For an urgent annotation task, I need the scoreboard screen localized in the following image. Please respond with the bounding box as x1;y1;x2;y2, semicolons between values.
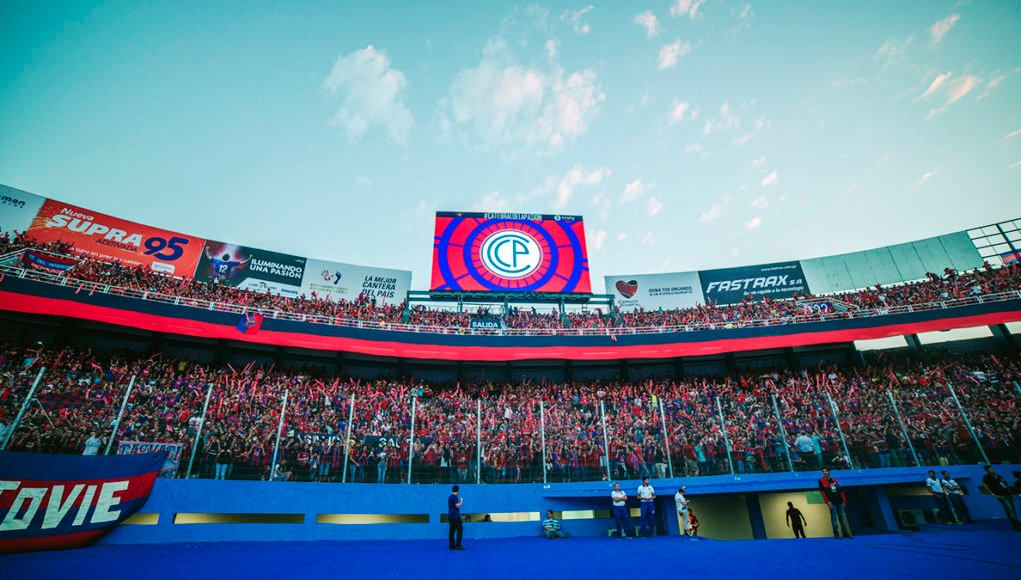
430;212;592;293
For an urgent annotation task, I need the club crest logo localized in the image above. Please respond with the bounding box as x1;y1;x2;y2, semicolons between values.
479;230;543;279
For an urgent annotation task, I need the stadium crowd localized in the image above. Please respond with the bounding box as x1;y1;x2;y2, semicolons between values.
1;343;1018;484
2;233;1020;333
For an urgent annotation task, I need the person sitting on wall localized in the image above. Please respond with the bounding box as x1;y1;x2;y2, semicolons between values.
542;510;570;539
272;460;292;482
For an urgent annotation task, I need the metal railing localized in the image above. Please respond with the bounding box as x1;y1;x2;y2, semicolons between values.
2;253;1019;338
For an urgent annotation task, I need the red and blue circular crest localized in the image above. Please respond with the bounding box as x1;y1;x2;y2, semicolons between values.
431;214;591;293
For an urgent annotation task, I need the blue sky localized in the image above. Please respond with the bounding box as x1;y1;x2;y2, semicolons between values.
1;1;1019;292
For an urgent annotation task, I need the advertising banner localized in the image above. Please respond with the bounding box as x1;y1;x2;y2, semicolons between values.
300;258;411;304
698;261;811;305
430;211;592;293
0;450;164;553
194;241;306;298
604;272;705;312
116;441;184;477
26;199;205;276
0;185;45;238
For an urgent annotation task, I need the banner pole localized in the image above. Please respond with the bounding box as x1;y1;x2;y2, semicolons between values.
1;367;46;450
716;396;735;475
407;395;417;484
771;394;794;472
185;382;214;478
269;389;289;481
826;392;855;470
599;400;611;481
33;399;56;427
887;389;919;467
946;381;990;465
540;400;548;484
658;398;674;479
342;394;355;483
476;399;482;484
105;375;136;455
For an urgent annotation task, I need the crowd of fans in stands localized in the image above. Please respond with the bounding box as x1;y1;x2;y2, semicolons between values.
1;343;1018;484
2;232;1019;333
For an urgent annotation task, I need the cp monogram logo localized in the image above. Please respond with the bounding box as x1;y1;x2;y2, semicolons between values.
479;230;542;279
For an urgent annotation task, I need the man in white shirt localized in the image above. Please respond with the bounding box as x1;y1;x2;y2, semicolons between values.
82;431;103;456
637;477;656;537
795;432;817;470
611;482;630;538
674;485;692;536
940;470;973;523
925;469;955;523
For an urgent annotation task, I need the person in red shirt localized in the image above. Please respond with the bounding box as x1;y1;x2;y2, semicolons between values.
818;468;853;538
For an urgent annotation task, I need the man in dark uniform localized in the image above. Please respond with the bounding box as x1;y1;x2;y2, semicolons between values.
785;501;808;538
448;484;465;549
983;465;1020;531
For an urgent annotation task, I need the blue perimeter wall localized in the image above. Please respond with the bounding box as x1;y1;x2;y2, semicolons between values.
102;464;1020;544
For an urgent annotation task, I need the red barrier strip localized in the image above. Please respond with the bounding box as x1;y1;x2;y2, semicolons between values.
1;290;1019;361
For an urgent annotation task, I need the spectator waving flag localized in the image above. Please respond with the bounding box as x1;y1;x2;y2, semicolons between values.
36;392;89;411
237;312;264;334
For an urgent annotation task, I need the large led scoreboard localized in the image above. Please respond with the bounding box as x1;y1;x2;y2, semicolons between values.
430;212;592;293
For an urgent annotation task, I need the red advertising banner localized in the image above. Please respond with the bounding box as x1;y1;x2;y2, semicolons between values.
27;199;205;277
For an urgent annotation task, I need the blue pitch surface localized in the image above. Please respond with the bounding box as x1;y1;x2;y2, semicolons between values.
4;530;1021;579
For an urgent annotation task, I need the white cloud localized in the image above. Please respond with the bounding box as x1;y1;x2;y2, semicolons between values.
761;171;778;187
648;196;663;215
917;169;937;186
977;68;1020;100
922;71;984;117
634;11;660;37
442;37;604;156
561;5;594;36
925;74;982;119
590;228;607;251
1005;129;1021;140
751;155;766;168
545;39;558;60
732;133;754;146
1010;160;1021;169
670;0;706;19
472;191;511;212
684;143;706;156
641;231;656;245
616;232;628;242
551;165;611;210
703;102;740;135
738;4;752;19
946;74;981;103
658;40;692;70
621;179;646;202
874;36;914;69
750;195;768;208
831;77;868;87
323;45;413;145
930;13;960;45
917;72;952;100
744;216;763;229
669;99;692;123
698;195;731;222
